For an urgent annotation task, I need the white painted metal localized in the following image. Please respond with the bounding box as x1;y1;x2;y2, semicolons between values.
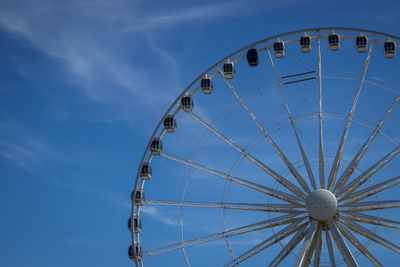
306;189;337;220
131;28;400;266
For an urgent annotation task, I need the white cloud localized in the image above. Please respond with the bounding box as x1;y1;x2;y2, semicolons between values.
0;1;246;125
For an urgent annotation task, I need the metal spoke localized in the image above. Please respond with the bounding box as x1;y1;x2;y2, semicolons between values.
341;211;400;229
334;93;400;193
328;219;359;267
267;49;317;191
143;213;305;257
339;175;400;205
313;225;322;267
337;223;383;267
340;217;400;254
268;223;309;267
144;199;305;213
317;37;325;189
295;220;319;267
325;230;336;267
341;199;400;207
337;146;400;198
188;111;307;199
218;67;311;195
327;43;374;191
225;220;307;266
340;203;400;212
160;151;305;206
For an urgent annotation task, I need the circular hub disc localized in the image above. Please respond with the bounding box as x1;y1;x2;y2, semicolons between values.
305;189;337;220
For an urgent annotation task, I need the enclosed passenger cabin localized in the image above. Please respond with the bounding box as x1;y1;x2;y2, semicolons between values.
134;189;145;206
273;40;285;58
200;76;213;94
164;115;177;133
180;94;194;112
328;32;340;51
150;137;163;155
356;34;368;53
128;243;142;260
384;40;396;58
300;34;311;53
246;48;259;67
128;216;142;233
140;163;152;180
223;61;235;79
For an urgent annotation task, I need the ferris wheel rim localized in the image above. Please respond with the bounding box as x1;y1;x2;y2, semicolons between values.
130;27;400;266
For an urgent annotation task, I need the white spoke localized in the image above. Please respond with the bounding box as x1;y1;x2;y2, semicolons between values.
339;175;400;205
325;230;336;267
341;212;400;229
295;220;319;267
143;213;305;257
144;199;305;213
267;49;317;191
225;220;307;266
340;217;400;254
268;223;309;267
334;94;400;193
337;223;383;267
313;226;322;267
218;67;311;195
341;203;400;212
327;43;374;191
160;151;305;206
337;146;400;198
341;199;400;207
328;219;359;267
317;36;325;189
188;111;307;199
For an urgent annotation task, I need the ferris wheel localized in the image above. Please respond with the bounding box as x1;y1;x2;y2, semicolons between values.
128;28;400;266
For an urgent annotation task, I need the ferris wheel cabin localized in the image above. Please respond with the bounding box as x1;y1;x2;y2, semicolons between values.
328;32;340;51
356;34;368;52
181;94;194;112
133;189;145;206
300;34;311;53
384;40;396;58
128;215;142;233
223;61;235;79
140;163;152;180
273;40;285;58
246;48;259;67
128;243;142;261
200;76;213;94
164;115;177;133
150;137;163;155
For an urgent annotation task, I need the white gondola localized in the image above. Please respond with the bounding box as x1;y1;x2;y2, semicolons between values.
140;163;152;180
246;48;259;67
128;243;142;260
384;40;396;58
273;40;285;58
300;34;311;53
328;32;340;51
164;115;177;133
222;60;235;79
134;189;145;206
200;76;213;94
180;94;194;112
128;216;142;233
356;34;368;53
150;137;163;155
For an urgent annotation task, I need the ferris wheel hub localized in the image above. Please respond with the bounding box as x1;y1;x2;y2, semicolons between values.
305;189;338;220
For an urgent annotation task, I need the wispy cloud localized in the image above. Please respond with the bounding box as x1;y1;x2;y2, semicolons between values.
141;205;177;226
0;121;55;172
0;1;246;126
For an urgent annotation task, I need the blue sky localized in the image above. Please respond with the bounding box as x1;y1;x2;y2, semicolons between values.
1;0;400;266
